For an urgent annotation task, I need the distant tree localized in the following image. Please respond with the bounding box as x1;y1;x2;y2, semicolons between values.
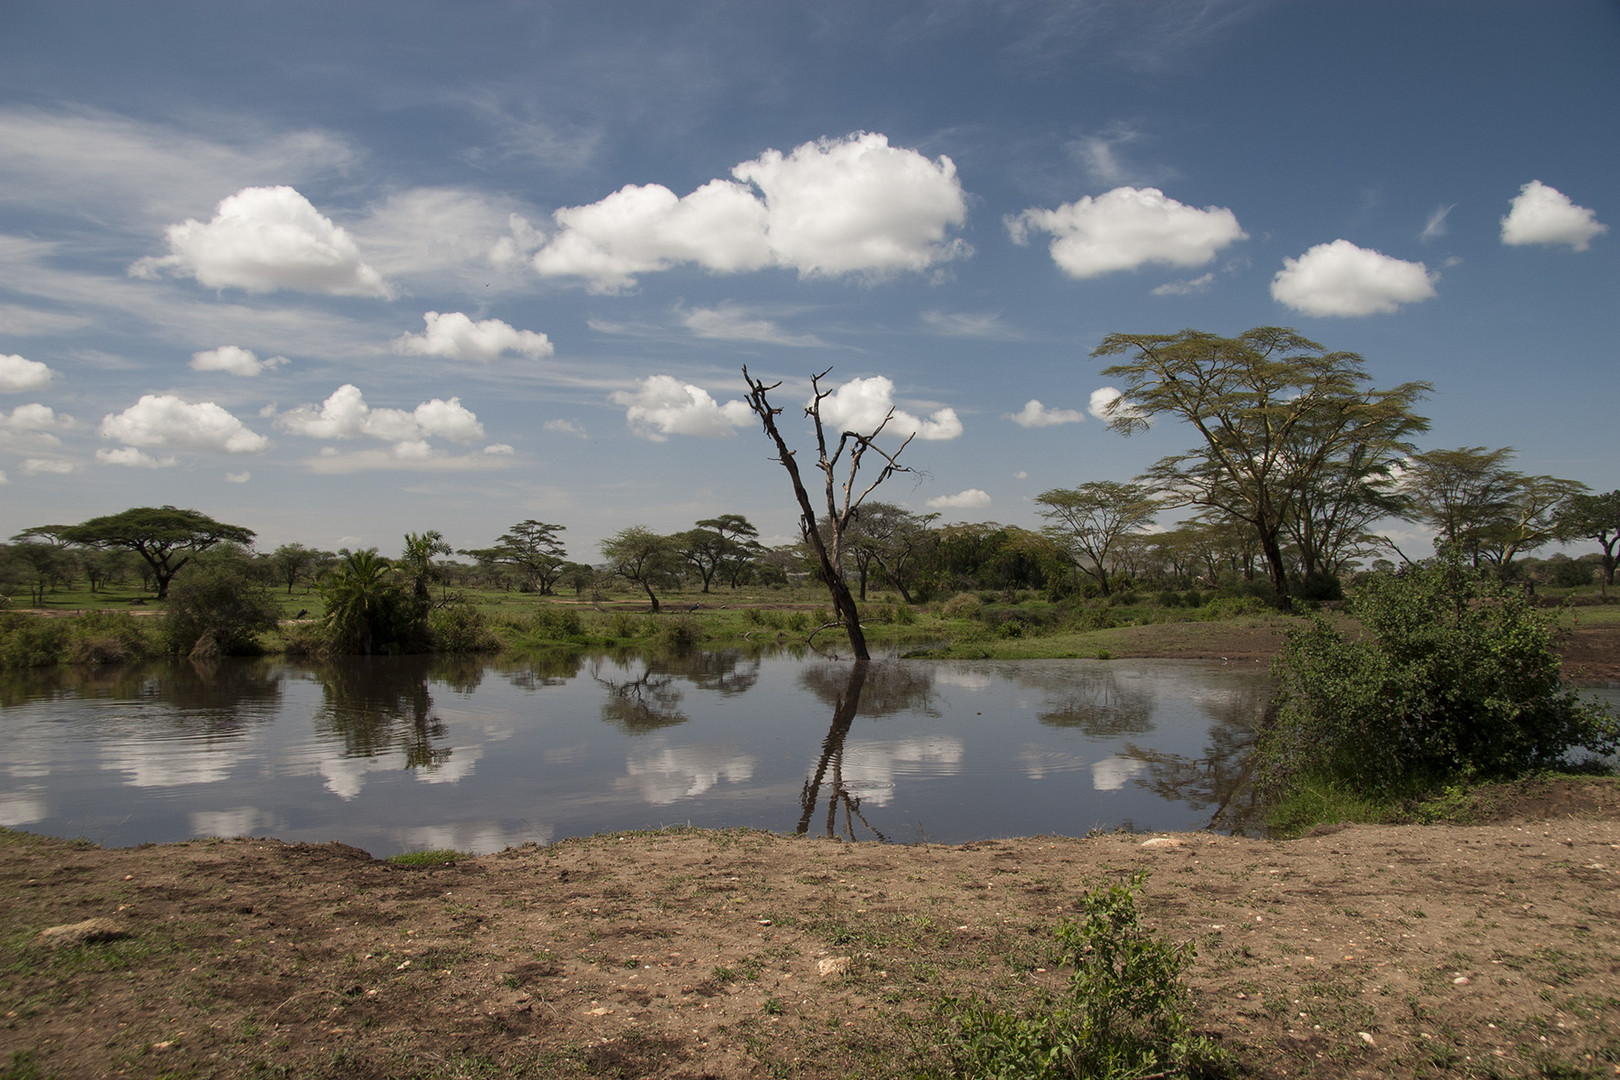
1036;482;1161;597
1402;447;1587;572
1399;446;1521;566
3;542;75;605
844;502;934;604
400;530;452;607
676;524;731;593
742;366;917;661
1478;474;1587;571
56;506;256;599
696;514;763;588
1093;327;1430;605
600;526;683;613
490;520;569;594
1558;490;1620;593
269;543;329;595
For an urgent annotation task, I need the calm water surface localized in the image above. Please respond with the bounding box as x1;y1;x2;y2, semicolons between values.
0;650;1276;855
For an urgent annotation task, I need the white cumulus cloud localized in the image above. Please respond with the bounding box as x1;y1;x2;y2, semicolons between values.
190;345;287;377
1500;180;1607;251
1007;186;1246;279
532;132;967;292
927;489;991;510
610;375;753;441
1089;386;1145;422
817;376;963;441
1007;399;1084;428
277;384;485;446
130;185;392;297
0;354;53;392
100;394;269;454
1270;239;1437;316
391;310;554;363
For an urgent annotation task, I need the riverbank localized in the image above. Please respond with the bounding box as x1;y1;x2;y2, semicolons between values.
4;776;1617;1079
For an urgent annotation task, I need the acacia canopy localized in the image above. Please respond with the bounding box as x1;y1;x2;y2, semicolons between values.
1094;326;1429;604
57;505;255;598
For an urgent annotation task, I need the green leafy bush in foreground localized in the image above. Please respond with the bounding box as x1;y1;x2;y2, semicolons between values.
939;873;1220;1080
1259;557;1618;800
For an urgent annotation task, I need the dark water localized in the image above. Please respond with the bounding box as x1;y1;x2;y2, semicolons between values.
0;650;1278;856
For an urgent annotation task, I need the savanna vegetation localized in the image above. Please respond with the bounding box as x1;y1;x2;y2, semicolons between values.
3;327;1616;826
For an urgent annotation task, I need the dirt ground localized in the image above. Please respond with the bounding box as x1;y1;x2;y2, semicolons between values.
3;775;1618;1080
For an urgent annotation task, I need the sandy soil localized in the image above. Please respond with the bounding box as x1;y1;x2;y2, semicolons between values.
3;776;1618;1080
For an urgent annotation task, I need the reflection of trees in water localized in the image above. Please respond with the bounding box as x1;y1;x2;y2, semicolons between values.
1123;680;1274;833
427;655;487;695
797;662;887;840
798;659;936;718
592;657;687;732
591;649;762;732
311;656;451;770
666;649;761;695
1;658;283;737
1035;667;1156;737
499;650;587;689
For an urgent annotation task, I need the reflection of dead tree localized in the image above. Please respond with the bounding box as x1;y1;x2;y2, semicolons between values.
743;367;915;662
796;662;886;840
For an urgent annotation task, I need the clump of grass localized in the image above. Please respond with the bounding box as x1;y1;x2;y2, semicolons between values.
385;849;468;868
936;872;1223;1080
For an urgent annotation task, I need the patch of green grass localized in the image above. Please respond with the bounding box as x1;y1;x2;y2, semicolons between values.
384;848;468;868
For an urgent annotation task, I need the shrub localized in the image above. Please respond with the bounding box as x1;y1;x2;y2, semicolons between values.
67;611;154;665
428;604;499;653
523;605;586;642
939;592;983;620
1259;558;1619;798
163;567;282;656
892;601;917;625
0;613;71;669
941;873;1219;1080
654;614;700;652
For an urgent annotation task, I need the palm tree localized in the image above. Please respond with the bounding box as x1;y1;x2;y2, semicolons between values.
323;548;403;655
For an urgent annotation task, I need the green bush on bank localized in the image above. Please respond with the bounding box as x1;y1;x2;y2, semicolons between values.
0;611;159;670
1258;557;1618;809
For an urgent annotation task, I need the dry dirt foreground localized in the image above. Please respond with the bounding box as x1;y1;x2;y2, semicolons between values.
3;780;1618;1080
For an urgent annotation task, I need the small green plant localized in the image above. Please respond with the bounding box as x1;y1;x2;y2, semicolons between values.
940;872;1221;1079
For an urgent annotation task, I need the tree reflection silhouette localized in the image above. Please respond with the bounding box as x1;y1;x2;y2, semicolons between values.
1124;679;1274;833
311;657;451;770
1035;667;1156;737
797;661;890;840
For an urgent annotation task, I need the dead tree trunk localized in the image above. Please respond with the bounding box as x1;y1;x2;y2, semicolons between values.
742;367;914;663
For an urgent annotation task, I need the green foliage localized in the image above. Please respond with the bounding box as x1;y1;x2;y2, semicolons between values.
162;565;282;656
427;603;499;653
0;613;70;669
941;873;1219;1080
1260;558;1619;799
653;614;701;652
939;592;984;620
321;549;423;655
0;611;158;669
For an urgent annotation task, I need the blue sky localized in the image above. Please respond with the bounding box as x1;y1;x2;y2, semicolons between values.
2;0;1615;562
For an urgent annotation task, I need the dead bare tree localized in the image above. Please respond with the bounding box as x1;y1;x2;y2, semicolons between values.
742;366;914;662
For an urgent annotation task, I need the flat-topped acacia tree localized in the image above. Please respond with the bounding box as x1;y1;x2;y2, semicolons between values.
742;367;915;663
57;505;255;599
